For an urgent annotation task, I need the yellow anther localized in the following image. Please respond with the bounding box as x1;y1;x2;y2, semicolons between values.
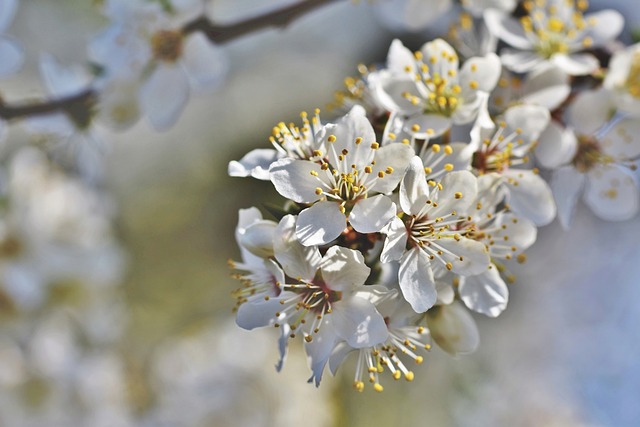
310;170;319;177
470;64;478;72
373;383;384;392
444;145;453;155
444;163;454;171
405;371;415;382
446;262;453;270
547;16;565;32
411;124;421;132
364;166;372;173
432;144;441;153
355;137;363;144
328;135;336;143
414;51;423;60
313;150;323;157
454;192;463;199
371;142;380;149
386;167;394;174
315;187;323;195
582;36;593;48
424;167;433;174
517;253;527;263
393;371;402;380
415;356;424;364
354;381;365;392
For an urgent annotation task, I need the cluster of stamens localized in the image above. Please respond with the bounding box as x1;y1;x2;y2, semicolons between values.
400;50;474;117
229;259;281;312
473;122;530;174
352;324;430;392
309;135;393;212
405;186;473;271
520;0;594;58
275;276;341;343
270;109;323;160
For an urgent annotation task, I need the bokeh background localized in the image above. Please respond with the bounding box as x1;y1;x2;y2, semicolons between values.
1;0;639;426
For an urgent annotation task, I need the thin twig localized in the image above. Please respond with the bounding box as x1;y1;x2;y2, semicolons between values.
0;0;344;121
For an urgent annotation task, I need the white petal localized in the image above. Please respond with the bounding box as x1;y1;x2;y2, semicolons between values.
460;53;502;93
320;246;370;292
228;148;282;180
550;53;599;77
584;165;640;222
332;296;388;348
503;169;556;226
400;156;429;215
349;195;396;234
236;297;285;330
431;170;478;218
600;118;640;160
435;278;455;305
0;0;18;32
567;88;615;135
499;48;542;73
386;39;416;75
269;158;326;203
535;121;577;169
426;301;479;355
140;65;190;131
305;320;338;386
0;36;22;77
551;165;585;229
405;113;452;139
296;201;346;246
584;10;624;46
490;212;537;255
321;106;377;168
370;143;414;194
504;104;550;140
420;38;459;78
458;266;508;317
521;62;570;110
483;9;533;50
380;217;409;263
239;220;276;258
375;76;424;114
40;53;92;98
182;33;228;89
398;247;437;313
274;215;322;281
328;342;354;376
433;237;490;276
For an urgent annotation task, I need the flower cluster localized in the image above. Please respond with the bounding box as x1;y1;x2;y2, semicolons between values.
231;0;640;391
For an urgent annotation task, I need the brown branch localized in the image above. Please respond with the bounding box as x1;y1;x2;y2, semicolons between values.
0;0;344;121
183;0;343;43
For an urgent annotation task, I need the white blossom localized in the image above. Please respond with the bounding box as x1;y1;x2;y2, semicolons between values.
485;0;624;75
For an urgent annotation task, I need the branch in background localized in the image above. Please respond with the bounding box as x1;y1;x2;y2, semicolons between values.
184;0;343;43
0;0;344;122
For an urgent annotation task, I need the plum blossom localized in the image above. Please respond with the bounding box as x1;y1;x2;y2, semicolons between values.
90;0;228;130
269;106;413;246
485;0;624;75
536;88;640;228
456;174;537;317
234;215;388;386
328;289;431;392
466;104;556;226
372;39;501;138
381;157;491;313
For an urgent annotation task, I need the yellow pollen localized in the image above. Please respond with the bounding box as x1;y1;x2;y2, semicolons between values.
315;187;323;195
371;142;380;149
432;144;441;153
444;163;454;171
393;371;402;380
454;192;463;199
415;356;424;364
411;124;421;132
328;135;336;143
374;383;384;392
445;262;453;270
469;80;479;90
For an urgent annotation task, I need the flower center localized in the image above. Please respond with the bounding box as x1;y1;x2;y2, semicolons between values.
151;30;183;63
572;135;609;172
520;0;592;59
